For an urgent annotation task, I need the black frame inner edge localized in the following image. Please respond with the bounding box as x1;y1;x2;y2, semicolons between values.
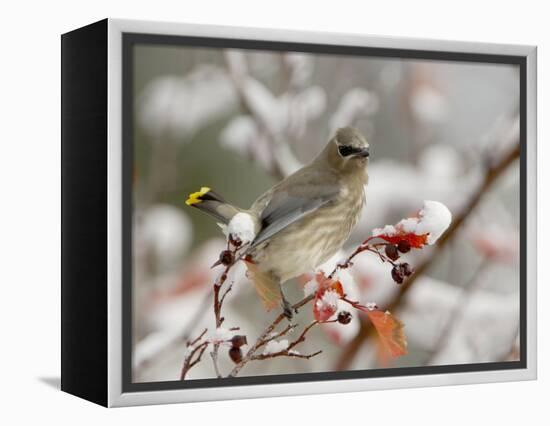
122;32;528;393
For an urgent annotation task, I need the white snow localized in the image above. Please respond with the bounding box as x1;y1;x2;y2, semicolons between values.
227;212;257;244
371;224;397;237
315;289;340;311
415;200;453;244
398;218;418;233
263;339;289;355
372;200;452;245
303;278;319;297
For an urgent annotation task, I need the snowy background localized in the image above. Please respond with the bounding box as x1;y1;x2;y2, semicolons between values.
131;44;521;383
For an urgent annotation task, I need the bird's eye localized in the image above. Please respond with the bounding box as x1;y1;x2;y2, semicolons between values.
338;145;354;157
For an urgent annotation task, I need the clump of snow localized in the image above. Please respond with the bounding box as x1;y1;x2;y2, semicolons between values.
371;224;397;237
416;201;452;244
316;289;340;311
303;278;319;296
227;212;256;244
263;339;289;355
372;200;452;245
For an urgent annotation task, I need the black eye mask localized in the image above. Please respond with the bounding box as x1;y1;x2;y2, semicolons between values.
338;145;370;158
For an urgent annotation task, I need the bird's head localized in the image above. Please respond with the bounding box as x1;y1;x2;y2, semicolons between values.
318;127;370;176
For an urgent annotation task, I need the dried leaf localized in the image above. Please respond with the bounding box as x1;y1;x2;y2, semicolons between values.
366;310;408;358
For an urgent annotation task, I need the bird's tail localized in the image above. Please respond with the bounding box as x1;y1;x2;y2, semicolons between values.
185;187;240;224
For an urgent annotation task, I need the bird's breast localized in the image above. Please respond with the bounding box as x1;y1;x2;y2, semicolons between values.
253;183;366;282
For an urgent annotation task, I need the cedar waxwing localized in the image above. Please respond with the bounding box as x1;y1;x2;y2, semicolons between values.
186;127;370;318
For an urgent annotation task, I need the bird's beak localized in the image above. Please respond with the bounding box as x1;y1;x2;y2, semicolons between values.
352;147;370;158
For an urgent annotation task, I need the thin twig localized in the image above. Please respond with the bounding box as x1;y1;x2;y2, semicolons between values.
187;328;208;348
251;350;323;361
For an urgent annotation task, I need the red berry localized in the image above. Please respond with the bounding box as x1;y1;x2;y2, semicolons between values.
397;240;411;253
385;244;399;261
228;346;243;363
337;311;352;324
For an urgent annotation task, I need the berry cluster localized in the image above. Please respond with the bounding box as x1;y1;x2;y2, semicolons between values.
383;240;414;284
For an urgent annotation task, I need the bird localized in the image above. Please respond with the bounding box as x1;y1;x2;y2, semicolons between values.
186;127;370;319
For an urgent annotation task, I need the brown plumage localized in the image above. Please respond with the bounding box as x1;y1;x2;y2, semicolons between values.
187;127;370;318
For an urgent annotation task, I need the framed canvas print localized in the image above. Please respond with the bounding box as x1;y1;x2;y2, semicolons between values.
61;18;537;407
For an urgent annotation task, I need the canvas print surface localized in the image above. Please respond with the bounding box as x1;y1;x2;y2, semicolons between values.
128;41;522;386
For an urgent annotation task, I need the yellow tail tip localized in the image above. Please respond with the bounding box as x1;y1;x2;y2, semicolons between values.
185;186;211;206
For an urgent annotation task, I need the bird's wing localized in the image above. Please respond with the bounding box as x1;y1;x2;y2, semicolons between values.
247;181;340;251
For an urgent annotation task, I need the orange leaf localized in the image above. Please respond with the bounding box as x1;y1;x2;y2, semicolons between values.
366;310;408;359
376;232;429;249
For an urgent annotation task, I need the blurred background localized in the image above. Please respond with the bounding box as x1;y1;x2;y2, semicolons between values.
131;44;521;383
